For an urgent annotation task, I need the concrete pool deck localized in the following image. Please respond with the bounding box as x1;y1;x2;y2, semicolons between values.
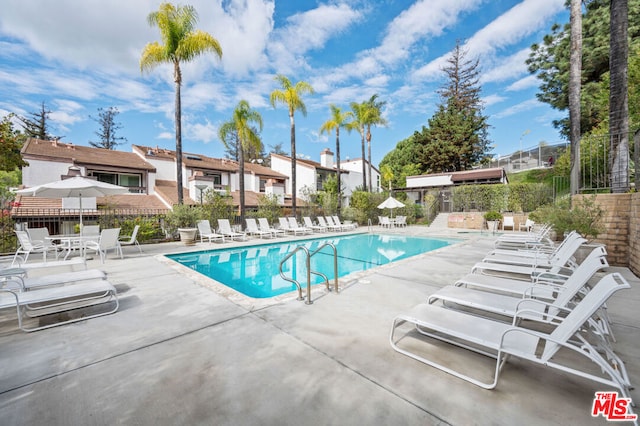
0;226;638;425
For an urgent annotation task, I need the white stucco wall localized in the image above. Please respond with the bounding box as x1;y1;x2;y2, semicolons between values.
406;175;452;188
22;159;72;187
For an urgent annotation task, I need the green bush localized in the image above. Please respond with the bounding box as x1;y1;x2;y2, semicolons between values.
529;195;604;240
202;191;234;225
251;194;282;226
164;204;205;234
483;210;503;221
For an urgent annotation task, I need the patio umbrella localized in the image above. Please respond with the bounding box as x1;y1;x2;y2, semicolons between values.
16;176;128;234
377;196;405;218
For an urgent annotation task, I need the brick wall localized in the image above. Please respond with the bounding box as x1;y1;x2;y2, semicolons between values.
576;193;632;268
629;192;640;276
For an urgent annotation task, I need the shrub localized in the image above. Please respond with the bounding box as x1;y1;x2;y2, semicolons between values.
483;210;503;221
529;195;604;240
164;204;205;235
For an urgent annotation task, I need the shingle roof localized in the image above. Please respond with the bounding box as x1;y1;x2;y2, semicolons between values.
22;138;156;171
133;145;237;172
450;167;506;182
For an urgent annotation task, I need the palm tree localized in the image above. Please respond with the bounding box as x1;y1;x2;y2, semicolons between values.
270;74;314;216
363;94;387;192
219;100;263;223
609;0;629;193
319;105;353;212
140;2;222;204
569;0;582;196
348;101;367;190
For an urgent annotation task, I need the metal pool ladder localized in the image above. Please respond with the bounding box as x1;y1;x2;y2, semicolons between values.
278;242;338;305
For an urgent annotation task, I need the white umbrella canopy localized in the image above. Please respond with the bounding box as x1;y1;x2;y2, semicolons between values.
377;196;405;209
16;176;128;232
377;196;405;219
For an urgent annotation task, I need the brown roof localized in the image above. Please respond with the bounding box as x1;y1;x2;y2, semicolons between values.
243;162;287;179
22;139;156;171
450;167;506;182
154;180;196;206
133;145;238;172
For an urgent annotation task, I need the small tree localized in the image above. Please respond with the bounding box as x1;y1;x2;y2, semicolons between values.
0;114;28;171
89;107;127;149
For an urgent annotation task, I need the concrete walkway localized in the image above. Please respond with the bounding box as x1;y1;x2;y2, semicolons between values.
0;226;638;425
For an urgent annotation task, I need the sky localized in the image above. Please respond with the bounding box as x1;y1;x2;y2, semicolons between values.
0;0;569;167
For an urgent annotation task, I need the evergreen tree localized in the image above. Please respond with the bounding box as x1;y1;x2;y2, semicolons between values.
17;101;57;140
416;41;491;172
89;107;127;149
221;125;264;162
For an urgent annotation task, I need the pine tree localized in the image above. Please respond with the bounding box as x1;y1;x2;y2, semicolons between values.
417;41;491;172
18;101;56;140
89;107;127;149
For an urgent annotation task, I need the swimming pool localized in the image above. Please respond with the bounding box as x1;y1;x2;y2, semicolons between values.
166;234;453;299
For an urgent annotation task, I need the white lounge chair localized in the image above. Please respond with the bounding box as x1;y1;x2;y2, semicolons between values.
486;230;581;260
429;246;610;322
119;224;142;253
456;246;608;297
84;228;123;263
390;273;632;399
245;218;272;239
378;216;392;229
325;216;349;231
317;216;339;231
303;217;326;232
278;217;305;235
471;235;587;278
287;217;312;235
218;219;246;241
480;232;586;268
332;216;356;230
258;218;285;237
197;220;225;243
1;268;107;291
0;279;118;332
12;230;59;265
493;224;552;249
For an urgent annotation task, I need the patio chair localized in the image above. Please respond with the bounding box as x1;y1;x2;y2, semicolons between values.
197;220;225;243
394;216;407;228
1;267;107;291
119;225;142;253
218;219;246;241
519;218;535;232
429;246;610;323
493;224;552;249
325;216;348;231
245;218;272;239
480;231;586;268
81;224;100;236
390;273;632;398
0;279;119;332
84;228;123;264
333;216;356;230
27;227;63;256
303;216;326;232
456;245;608;297
470;236;587;278
317;216;339;231
287;217;312;234
258;218;285;237
12;230;59;265
501;216;515;231
379;216;392;229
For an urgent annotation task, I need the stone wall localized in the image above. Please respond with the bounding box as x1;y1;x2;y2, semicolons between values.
629;192;640;276
580;194;631;267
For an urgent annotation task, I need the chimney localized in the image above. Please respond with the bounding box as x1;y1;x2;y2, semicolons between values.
320;148;334;168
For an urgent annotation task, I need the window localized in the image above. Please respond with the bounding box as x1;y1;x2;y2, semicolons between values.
88;171;143;193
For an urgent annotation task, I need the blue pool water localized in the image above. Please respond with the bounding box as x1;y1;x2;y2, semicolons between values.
166;234;453;298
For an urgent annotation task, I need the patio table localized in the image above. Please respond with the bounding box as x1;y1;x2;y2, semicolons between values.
47;235;99;260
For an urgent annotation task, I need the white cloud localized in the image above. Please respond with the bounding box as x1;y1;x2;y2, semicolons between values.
507;75;540;91
480;49;531;84
187;118;218;144
494;98;542;119
482;94;507;107
413;0;565;81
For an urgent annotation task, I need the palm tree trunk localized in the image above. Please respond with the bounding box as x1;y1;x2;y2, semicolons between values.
290;113;297;216
360;130;367;191
609;0;629;193
569;0;582;196
366;125;372;192
239;141;246;224
174;65;184;205
336;128;341;212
